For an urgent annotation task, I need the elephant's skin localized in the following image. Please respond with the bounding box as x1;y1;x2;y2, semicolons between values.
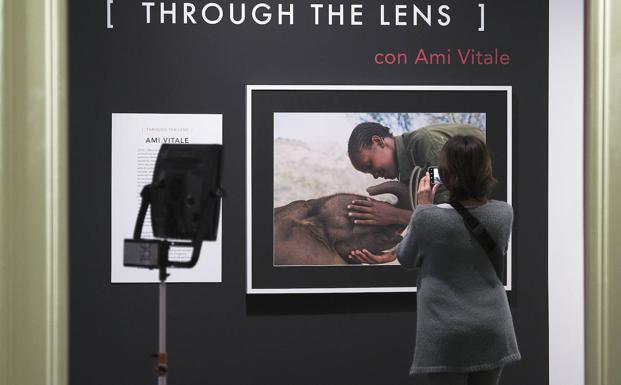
273;182;411;265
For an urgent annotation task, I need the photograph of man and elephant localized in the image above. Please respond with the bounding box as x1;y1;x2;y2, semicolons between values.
273;112;486;266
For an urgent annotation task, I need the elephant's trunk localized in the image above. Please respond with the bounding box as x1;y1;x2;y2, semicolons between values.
366;181;411;210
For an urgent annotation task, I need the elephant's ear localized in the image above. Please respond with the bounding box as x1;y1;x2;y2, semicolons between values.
278;216;331;250
274;200;313;221
293;217;330;248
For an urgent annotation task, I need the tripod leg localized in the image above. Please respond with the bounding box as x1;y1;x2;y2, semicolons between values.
157;282;167;385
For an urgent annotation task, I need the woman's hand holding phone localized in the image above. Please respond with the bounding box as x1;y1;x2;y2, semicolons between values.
417;172;439;205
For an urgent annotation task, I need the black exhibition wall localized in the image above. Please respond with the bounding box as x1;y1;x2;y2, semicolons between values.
70;1;548;384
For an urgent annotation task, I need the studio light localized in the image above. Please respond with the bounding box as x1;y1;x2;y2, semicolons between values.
122;143;223;385
124;144;223;273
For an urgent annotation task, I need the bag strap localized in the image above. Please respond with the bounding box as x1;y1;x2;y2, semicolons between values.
450;200;505;282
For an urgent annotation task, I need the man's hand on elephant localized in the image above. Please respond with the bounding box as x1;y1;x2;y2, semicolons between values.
348;249;397;264
347;199;412;225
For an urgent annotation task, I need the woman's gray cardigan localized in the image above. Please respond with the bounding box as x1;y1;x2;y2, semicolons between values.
396;201;521;374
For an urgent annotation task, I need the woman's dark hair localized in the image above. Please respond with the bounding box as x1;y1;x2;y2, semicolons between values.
438;135;497;201
347;122;393;159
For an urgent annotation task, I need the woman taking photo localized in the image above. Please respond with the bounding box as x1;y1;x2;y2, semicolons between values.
403;135;520;384
349;135;520;384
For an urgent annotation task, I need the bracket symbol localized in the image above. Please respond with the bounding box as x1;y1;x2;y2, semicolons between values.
107;0;114;29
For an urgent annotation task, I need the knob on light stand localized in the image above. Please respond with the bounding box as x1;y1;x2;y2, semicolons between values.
123;144;223;385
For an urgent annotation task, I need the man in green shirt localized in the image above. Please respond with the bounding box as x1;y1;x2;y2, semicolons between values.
345;121;485;264
346;121;485;225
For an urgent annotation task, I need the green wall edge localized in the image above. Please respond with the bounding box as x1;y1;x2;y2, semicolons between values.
586;0;621;384
0;0;67;384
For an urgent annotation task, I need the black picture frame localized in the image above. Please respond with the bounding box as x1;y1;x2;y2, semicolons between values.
246;85;512;294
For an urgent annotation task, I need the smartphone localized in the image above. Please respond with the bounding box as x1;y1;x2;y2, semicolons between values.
428;166;442;187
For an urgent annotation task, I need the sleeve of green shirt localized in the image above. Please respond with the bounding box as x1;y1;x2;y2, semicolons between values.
418;128;446;168
408;124;485;169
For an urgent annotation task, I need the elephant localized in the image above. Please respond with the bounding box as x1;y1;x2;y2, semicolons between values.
273;181;411;265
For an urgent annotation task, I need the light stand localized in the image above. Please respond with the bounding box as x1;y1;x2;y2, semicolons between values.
123;144;223;385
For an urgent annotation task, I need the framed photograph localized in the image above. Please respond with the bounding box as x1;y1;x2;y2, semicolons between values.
246;85;512;294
